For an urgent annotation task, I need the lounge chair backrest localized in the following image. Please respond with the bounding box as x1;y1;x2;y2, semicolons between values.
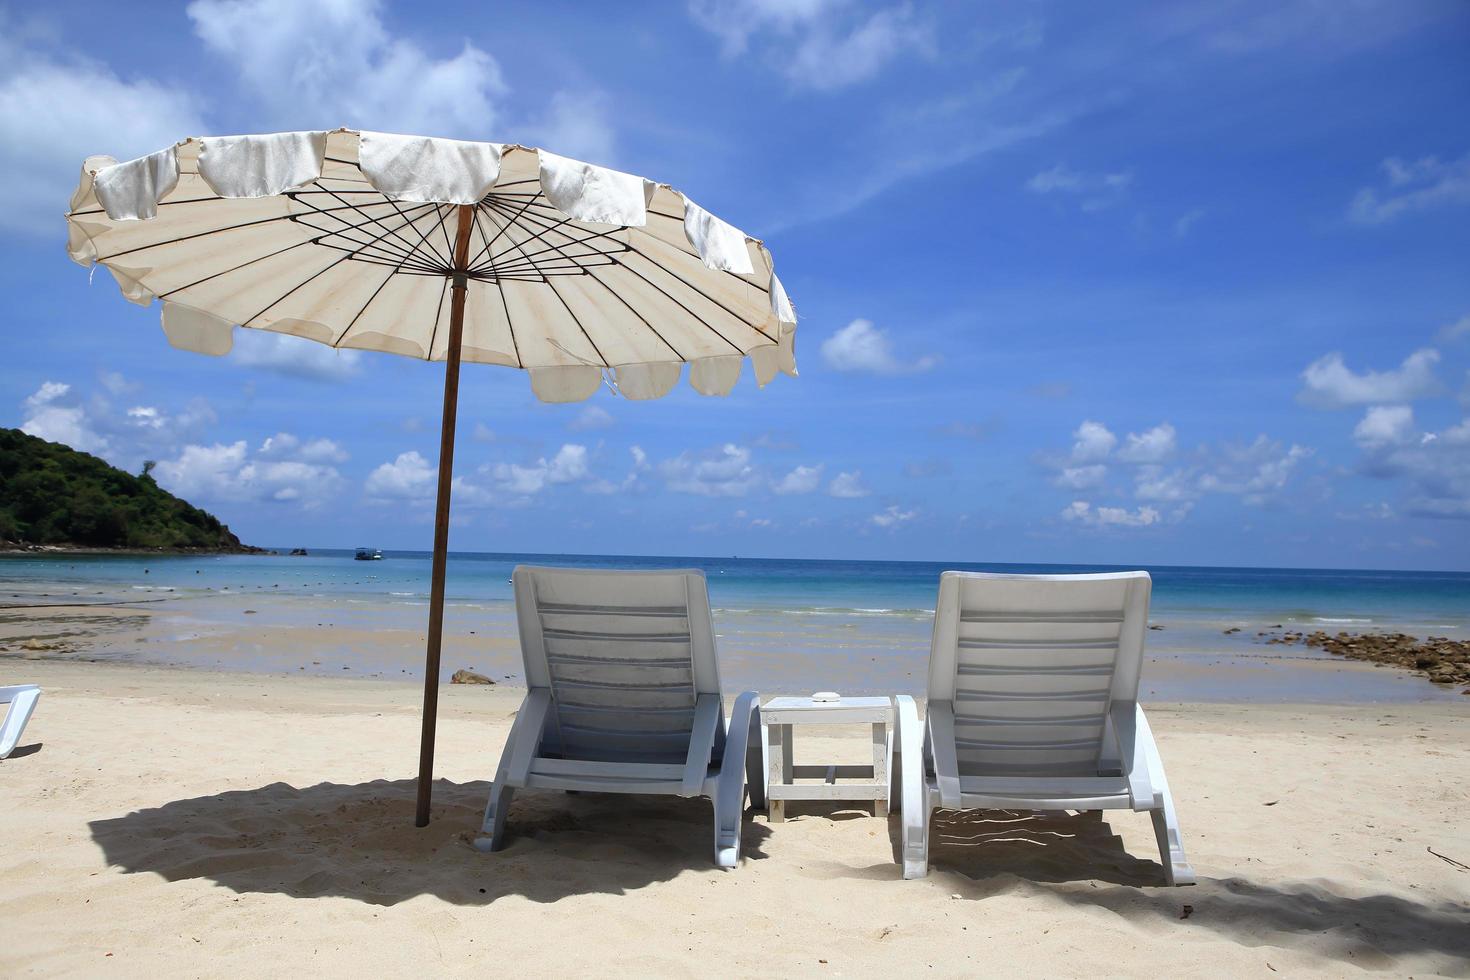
927;571;1151;777
512;565;721;764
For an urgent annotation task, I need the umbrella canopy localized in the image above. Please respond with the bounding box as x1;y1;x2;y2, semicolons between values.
64;128;798;824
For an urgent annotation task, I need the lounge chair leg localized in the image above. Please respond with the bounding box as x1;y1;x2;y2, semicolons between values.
1150;800;1195;886
713;793;741;869
473;782;514;853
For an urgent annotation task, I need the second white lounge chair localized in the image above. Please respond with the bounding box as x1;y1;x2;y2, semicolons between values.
893;571;1195;885
0;684;41;760
473;566;764;867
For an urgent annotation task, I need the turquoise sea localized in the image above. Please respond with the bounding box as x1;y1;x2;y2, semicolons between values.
2;551;1468;702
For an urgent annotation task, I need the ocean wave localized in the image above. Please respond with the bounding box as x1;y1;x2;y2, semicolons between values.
1313;617;1374;624
714;605;934;619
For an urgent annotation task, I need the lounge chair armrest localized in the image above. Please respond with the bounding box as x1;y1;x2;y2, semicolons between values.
500;688;552;788
926;700;963;809
682;694;723;797
718;691;761;810
1111;700;1159;810
893;695;926;815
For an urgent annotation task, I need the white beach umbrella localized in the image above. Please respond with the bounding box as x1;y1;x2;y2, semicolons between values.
64;128;798;825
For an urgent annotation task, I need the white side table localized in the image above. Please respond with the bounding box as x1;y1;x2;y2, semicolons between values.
761;695;894;821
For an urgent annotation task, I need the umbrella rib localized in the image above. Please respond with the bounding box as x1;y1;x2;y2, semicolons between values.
582;268;685;362
468;204;509;278
490;277;524;369
424;275;451;361
154;196;442;301
91;199;387;263
235;202;456;327
478;198;626;277
331;264;401;347
623;243;778;343
311;188;447;269
609;261;745;357
543;278;612;368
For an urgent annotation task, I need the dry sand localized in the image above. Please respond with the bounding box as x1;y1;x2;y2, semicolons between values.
1;660;1467;977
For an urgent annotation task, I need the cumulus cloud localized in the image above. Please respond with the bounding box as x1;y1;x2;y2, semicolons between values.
1055;464;1106;490
1061;501;1160;528
688;1;933;91
0;28;206;233
231;331;363;382
827;470;871;498
364;451;435;502
1070;420;1117;462
187;0;505;137
19;381;108;454
1348;152;1470;225
18;378;217;467
869;504;917;529
157;435;345;507
772;464;823;495
1116;423;1176;463
1350;408;1470;518
821;319;937;375
1438;314;1470;344
661;443;761;497
1298;348;1441;408
491;444;590;497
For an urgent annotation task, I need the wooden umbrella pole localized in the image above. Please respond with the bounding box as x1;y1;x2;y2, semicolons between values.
415;204;477;828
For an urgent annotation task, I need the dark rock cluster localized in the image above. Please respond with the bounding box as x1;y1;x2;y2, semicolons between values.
1263;629;1470;693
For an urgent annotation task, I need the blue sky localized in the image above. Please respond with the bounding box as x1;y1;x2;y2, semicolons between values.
3;1;1469;569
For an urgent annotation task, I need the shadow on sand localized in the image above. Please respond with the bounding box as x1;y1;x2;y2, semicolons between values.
89;777;770;907
891;808;1470;967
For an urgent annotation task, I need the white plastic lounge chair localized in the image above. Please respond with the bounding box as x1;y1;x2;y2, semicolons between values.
0;685;41;760
474;566;764;867
893;571;1195;885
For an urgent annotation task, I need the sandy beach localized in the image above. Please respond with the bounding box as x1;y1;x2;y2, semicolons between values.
2;658;1467;978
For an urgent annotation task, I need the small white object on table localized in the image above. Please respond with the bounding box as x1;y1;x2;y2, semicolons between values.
760;693;894;822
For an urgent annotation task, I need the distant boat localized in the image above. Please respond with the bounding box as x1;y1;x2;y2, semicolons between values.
354;547;383;561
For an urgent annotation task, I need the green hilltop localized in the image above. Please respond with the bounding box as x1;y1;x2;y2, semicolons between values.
0;427;254;552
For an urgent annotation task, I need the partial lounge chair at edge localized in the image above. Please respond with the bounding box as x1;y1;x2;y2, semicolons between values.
892;571;1195;885
474;566;764;867
0;684;41;760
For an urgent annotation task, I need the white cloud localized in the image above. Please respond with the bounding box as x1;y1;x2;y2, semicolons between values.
827;470;871;498
471;422;497;443
187;0;505;138
869;504;917;529
773;464;823;495
689;1;933;91
1349;152;1470;225
1070;420;1117;462
491;444;590;497
1438;314;1470;343
19;381;109;454
365;451;435;502
1196;438;1312;502
0;33;206;233
1026;164;1132;210
231;331;363;382
1298;348;1441;408
1350;411;1470;519
1055;464;1106;490
259;433;348;464
158;436;344;507
661;443;761;497
1352;405;1415;449
568;405;614;432
820;319;937;375
1061;500;1160;528
1116;423;1176;463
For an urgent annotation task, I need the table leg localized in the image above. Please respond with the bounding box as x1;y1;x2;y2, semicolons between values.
872;721;889;818
768;724;786;823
